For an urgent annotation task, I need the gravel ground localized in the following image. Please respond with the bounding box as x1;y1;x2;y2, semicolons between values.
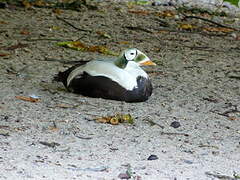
0;1;240;180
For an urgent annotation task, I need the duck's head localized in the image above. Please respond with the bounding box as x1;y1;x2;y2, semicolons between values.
115;48;156;69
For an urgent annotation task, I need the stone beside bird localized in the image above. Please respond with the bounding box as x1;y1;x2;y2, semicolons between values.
54;48;156;102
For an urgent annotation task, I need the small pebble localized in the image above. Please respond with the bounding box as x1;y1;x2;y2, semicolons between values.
183;159;193;164
147;154;158;160
170;121;181;128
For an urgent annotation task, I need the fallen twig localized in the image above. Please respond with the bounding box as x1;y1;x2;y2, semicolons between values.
202;97;219;103
205;172;236;180
154;18;170;27
75;135;92;140
67;166;108;172
160;132;189;136
217;104;239;117
24;38;72;42
199;144;219;149
155;27;229;37
172;1;239;32
39;141;60;148
124;26;153;33
56;16;92;32
42;57;89;64
169;44;240;53
5;43;28;51
145;119;164;129
15;96;40;103
171;2;239;34
183;15;239;31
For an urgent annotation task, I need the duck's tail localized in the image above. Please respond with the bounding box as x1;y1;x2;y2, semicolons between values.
53;70;70;87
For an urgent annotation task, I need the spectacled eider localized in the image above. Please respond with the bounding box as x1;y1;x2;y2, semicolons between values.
55;48;156;102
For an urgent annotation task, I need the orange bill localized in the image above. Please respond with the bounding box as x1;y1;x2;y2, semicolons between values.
140;60;156;66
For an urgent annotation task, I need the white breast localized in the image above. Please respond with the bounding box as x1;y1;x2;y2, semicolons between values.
67;59;148;91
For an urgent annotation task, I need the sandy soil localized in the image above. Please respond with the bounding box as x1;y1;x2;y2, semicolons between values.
0;2;240;180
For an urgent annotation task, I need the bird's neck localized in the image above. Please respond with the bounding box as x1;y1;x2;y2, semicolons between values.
114;56;127;69
125;61;148;79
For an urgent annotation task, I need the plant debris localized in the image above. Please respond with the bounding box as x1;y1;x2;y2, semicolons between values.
96;30;111;39
96;113;134;125
0;53;10;57
56;16;91;32
205;171;237;180
179;23;197;31
5;43;28;51
0;130;10;137
68;165;108;172
57;41;117;56
39;141;60;148
145;119;164;129
203;27;235;33
15;95;40;103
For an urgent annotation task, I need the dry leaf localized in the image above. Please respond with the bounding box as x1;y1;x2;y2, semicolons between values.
6;43;28;51
16;96;40;103
20;30;30;35
34;0;47;7
203;27;234;33
96;114;134;125
96;31;111;38
0;21;8;24
155;10;175;17
57;41;117;56
52;8;63;15
48;126;59;131
228;116;237;121
109;117;119;125
179;24;196;31
0;53;10;57
117;41;130;45
154;30;169;34
22;0;32;9
96;116;112;123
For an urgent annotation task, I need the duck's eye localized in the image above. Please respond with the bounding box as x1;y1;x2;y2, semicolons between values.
125;49;137;61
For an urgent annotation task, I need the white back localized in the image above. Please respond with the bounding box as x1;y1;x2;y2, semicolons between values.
67;59;148;91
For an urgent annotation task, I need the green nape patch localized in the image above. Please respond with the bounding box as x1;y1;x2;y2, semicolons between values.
57;41;118;56
223;0;240;7
136;54;146;63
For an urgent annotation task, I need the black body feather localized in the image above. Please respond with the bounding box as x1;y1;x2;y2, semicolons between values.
55;68;153;102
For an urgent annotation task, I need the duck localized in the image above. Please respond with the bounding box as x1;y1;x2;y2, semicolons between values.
54;48;156;102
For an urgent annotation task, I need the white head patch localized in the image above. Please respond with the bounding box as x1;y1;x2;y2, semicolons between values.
124;49;137;61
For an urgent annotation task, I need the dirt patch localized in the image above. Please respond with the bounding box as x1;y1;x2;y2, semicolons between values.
0;2;240;179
